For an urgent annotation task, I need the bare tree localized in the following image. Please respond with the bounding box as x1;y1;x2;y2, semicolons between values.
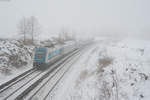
18;17;29;44
28;16;41;44
59;28;67;41
18;16;41;45
59;28;75;41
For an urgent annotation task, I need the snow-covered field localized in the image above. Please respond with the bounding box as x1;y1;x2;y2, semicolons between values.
52;38;150;100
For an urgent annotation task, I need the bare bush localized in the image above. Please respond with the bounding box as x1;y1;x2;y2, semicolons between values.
0;67;11;75
112;70;119;100
96;54;120;100
99;81;112;100
97;56;114;74
9;55;28;68
99;56;114;68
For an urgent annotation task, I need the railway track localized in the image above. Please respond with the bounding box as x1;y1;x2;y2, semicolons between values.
0;68;35;90
0;48;81;100
23;49;82;100
24;45;90;100
0;43;92;100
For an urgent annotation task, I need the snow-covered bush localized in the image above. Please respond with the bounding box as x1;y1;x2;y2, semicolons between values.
0;39;34;74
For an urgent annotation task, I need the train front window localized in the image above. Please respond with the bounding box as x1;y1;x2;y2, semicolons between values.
35;52;45;59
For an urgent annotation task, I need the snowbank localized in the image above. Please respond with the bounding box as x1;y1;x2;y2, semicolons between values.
0;39;34;84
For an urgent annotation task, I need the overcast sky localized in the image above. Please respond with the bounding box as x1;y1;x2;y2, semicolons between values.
0;0;150;38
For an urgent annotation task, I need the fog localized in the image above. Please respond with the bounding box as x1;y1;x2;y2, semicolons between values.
0;0;150;39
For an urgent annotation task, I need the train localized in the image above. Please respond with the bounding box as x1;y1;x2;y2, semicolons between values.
33;41;78;69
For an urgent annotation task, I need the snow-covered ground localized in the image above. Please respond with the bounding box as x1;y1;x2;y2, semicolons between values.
0;38;150;100
52;38;150;100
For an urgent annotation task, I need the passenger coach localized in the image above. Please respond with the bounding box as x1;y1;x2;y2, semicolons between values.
33;41;77;69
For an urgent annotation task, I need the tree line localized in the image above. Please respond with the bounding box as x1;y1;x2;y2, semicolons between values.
18;16;75;45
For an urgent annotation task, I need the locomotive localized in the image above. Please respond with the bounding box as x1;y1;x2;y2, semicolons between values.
33;41;77;69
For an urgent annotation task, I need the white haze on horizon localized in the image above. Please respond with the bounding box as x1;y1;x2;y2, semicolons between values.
0;0;150;39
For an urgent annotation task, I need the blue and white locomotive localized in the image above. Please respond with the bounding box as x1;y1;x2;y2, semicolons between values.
33;41;77;69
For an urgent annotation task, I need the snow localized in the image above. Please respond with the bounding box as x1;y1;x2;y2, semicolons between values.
0;37;150;100
0;39;34;85
51;38;150;100
51;46;100;100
